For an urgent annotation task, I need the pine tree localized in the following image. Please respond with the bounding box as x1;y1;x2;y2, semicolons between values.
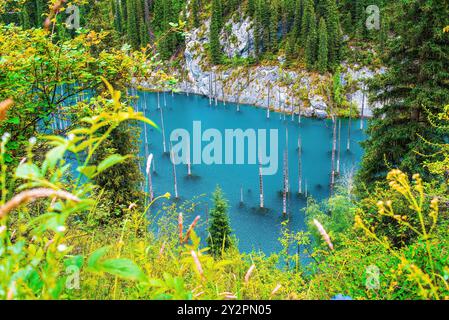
192;0;200;28
209;0;222;64
358;0;449;186
324;0;341;67
300;0;314;43
261;0;271;52
291;0;302;39
269;0;279;52
305;12;317;69
247;0;256;16
317;17;328;73
126;0;139;48
36;0;45;26
207;187;233;257
253;0;262;58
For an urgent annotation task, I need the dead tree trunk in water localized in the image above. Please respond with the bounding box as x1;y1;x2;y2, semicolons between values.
160;106;167;153
360;85;365;130
146;154;154;202
267;85;270;119
258;155;264;208
285;128;289;193
170;144;178;199
237;81;240;112
209;73;212;106
347;97;352;151
330;115;337;196
337;119;341;175
282;149;288;216
298;134;302;194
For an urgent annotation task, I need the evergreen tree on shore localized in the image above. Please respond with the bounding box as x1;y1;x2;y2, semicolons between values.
358;0;449;186
192;0;200;28
324;0;341;67
305;11;316;69
126;0;139;48
210;0;223;64
207;187;233;257
317;17;328;73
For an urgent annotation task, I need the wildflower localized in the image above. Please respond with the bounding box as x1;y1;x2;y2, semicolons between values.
270;284;282;296
184;215;200;243
29;137;37;145
2;132;10;143
313;219;334;250
163;192;171;199
190;250;204;278
0;99;13;121
0;188;80;218
56;225;66;232
128;203;137;210
244;264;256;284
178;213;183;243
6;281;16;300
158;241;166;258
57;244;68;252
0;225;6;234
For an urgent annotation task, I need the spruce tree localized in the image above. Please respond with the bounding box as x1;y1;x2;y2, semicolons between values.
247;0;256;17
291;0;302;39
207;187;233;257
192;0;200;28
209;0;222;64
269;0;279;52
126;0;139;48
305;12;317;69
317;17;328;73
324;0;341;67
253;0;262;58
300;0;315;43
358;0;449;186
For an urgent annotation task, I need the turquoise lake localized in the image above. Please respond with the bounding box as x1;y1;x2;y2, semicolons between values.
135;91;366;254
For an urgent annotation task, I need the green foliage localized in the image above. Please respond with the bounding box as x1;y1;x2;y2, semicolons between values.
317;18;328;73
206;186;233;257
358;0;449;186
304;12;317;69
209;0;223;64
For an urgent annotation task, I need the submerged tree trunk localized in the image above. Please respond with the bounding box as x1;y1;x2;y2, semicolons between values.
258;155;264;208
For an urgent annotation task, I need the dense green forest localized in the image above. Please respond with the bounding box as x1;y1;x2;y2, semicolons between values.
0;0;449;301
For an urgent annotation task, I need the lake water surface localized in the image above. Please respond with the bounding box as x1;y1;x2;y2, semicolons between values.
136;91;366;254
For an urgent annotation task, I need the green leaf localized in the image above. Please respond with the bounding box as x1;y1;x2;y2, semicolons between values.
97;154;131;174
77;165;97;178
15;163;41;179
99;258;146;282
7;117;20;125
64;255;84;269
87;247;109;271
44;145;66;170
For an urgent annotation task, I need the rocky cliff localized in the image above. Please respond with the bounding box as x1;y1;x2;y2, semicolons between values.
140;7;381;119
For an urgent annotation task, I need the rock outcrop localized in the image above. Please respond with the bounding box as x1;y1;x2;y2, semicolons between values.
141;9;381;119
